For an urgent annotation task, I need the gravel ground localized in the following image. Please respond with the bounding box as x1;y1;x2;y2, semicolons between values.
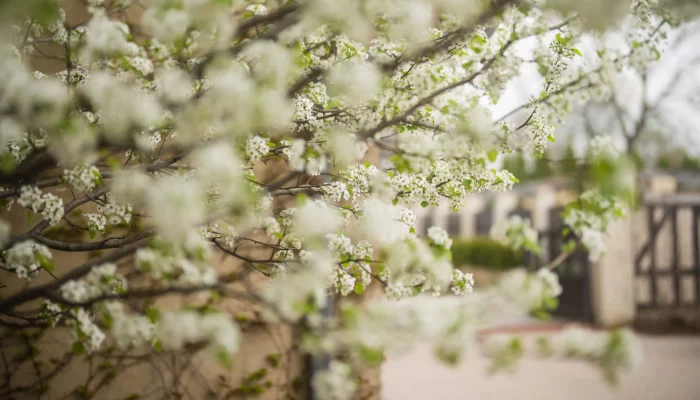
382;331;700;400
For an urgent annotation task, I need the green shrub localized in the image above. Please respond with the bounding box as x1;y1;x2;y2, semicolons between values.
451;236;524;270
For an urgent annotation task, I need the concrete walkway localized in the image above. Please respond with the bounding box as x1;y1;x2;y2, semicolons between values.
382;331;700;400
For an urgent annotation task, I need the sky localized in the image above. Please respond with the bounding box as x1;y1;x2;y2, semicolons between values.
492;16;700;158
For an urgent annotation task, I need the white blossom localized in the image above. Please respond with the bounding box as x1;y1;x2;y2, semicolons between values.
292;201;341;239
157;311;240;355
313;361;357;400
451;269;475;296
245;135;270;161
490;215;540;254
427;226;452;249
18;186;64;225
63;164;101;193
326;60;380;105
6;240;52;281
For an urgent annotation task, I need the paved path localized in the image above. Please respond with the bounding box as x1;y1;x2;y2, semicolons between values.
382;331;700;400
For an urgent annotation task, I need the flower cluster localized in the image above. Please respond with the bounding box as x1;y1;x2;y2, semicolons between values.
156;311;240;356
485;327;642;384
312;361;358;400
59;263;127;303
497;268;562;314
490;215;541;254
84;193;133;233
63;164;101;193
563;190;626;262
17;186;64;225
427;226;452;249
451;269;475;296
5;240;52;280
135;234;217;286
245;135;271;162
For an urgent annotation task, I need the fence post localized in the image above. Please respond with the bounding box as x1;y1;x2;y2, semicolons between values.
590;216;637;327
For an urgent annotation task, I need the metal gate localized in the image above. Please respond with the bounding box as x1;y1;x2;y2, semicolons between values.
634;200;700;310
475;207;492;235
542;207;593;322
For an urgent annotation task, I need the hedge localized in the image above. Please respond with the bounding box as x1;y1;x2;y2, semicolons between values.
451;236;524;270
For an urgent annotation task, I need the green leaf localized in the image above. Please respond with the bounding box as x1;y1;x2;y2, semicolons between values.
106;156;121;170
88;230;96;239
217;350;233;369
36;252;54;272
555;33;570;45
359;346;384;366
354;282;365;295
420;201;429;208
547;134;556;143
1;153;15;173
487;150;499;162
103;312;113;329
265;353;281;368
145;308;160;323
561;239;576;253
72;342;86;356
469;35;486;53
531;309;551;321
572;48;582;57
462;60;475;70
544;297;559;310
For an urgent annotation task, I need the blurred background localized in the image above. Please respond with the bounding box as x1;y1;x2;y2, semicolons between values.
382;17;700;400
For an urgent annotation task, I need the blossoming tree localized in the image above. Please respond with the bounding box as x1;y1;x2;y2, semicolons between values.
0;0;689;398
